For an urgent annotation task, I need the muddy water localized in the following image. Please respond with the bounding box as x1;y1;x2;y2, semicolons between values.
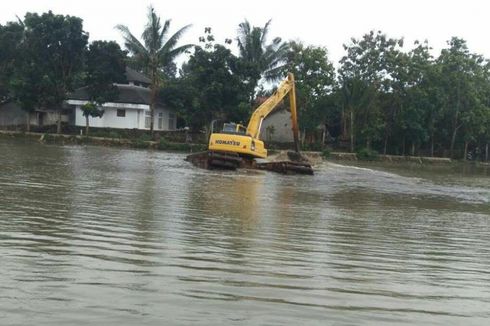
1;138;489;325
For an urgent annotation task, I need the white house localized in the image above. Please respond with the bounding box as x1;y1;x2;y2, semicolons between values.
1;67;176;131
66;68;177;131
67;84;176;131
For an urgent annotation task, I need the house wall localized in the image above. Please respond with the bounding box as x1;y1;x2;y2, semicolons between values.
152;108;177;131
259;109;294;143
41;111;69;125
76;106;140;129
74;105;177;131
0;102;68;127
0;102;26;126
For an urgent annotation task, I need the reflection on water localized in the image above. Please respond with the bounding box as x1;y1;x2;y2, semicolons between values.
1;138;489;325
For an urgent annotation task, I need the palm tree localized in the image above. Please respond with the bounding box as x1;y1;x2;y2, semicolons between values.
236;19;288;100
116;6;192;134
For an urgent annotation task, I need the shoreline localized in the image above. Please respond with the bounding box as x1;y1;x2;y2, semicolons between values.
0;129;207;153
1;130;488;166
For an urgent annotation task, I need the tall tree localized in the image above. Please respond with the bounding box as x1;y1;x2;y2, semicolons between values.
116;5;192;135
174;28;248;130
236;19;288;101
437;37;488;158
282;41;336;142
10;11;88;133
392;41;433;156
339;31;402;151
0;21;24;103
82;40;127;135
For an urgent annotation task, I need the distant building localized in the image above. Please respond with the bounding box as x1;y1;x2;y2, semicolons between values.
66;67;176;131
0;101;69;129
259;109;294;143
0;67;177;131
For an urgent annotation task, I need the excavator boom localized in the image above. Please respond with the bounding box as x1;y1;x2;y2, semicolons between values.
247;73;295;139
246;73;300;153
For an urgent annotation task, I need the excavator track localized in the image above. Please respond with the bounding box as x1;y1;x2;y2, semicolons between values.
185;151;313;175
185;151;242;170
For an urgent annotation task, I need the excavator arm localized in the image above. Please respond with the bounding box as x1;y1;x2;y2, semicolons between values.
246;73;300;152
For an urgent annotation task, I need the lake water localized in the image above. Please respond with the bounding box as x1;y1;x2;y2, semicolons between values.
1;138;489;325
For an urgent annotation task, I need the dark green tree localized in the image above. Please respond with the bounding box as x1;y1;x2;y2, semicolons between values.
80;102;104;135
82;40;127;135
437;37;488;158
281;41;336;142
176;29;248;131
10;11;88;133
0;20;24;103
339;31;403;151
391;41;433;156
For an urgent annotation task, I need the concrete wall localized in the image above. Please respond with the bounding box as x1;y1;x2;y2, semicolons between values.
0;102;68;127
74;105;176;131
41;111;69;125
0;102;26;126
259;109;294;142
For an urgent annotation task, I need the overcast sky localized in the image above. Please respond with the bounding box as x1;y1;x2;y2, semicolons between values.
1;0;489;66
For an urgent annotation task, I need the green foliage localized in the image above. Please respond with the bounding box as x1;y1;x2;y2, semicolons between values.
81;102;104;118
322;149;331;159
282;41;336;133
137;133;153;142
0;21;24;102
339;31;403;150
356;148;379;161
133;134;152;148
16;11;88;109
85;40;127;105
236;19;288;100
169;28;250;130
116;5;192;133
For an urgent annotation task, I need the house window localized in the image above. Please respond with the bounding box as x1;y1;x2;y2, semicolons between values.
158;112;164;130
117;109;126;117
168;112;176;130
145;111;151;128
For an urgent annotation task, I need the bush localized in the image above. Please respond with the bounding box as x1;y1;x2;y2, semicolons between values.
356;148;379;161
136;133;152;142
322;149;331;159
108;131;122;139
131;134;153;149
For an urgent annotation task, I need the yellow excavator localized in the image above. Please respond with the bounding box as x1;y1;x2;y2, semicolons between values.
186;73;313;175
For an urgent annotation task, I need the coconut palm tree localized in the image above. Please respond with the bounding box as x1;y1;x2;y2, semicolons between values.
236;19;288;100
116;6;192;134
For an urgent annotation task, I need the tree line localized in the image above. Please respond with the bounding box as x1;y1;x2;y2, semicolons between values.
1;6;489;160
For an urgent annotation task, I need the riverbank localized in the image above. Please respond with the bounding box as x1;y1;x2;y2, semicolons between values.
2;130;488;166
0;129;207;152
328;151;454;164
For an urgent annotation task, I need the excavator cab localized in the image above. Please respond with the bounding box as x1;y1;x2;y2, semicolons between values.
221;123;247;135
